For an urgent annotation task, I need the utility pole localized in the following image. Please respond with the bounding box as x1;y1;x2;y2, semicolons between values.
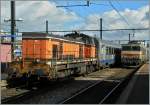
99;18;103;68
46;20;48;34
118;40;120;44
4;1;23;60
129;33;131;42
100;18;102;40
11;0;16;60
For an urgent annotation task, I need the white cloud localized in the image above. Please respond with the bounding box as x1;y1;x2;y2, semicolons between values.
1;1;149;41
1;1;79;32
78;5;149;40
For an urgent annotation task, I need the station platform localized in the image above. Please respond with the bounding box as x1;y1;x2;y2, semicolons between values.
116;63;149;104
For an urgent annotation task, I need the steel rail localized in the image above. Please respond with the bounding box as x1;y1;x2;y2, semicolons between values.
1;90;32;104
99;64;143;104
60;65;142;104
99;81;121;104
59;80;104;104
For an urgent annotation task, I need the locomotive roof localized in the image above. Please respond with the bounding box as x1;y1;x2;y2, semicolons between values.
98;39;121;48
121;43;147;49
64;32;96;45
122;41;146;46
22;32;84;44
122;43;145;46
22;32;96;45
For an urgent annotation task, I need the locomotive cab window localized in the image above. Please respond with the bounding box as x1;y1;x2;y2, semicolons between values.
106;47;109;55
112;48;114;54
109;47;111;54
122;45;141;51
132;46;140;51
122;46;131;51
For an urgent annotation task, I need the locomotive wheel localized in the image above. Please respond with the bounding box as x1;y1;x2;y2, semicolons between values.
86;65;92;74
7;78;19;88
27;75;38;88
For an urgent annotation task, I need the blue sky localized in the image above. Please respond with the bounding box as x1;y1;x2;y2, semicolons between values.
52;0;149;32
53;0;149;18
1;0;149;40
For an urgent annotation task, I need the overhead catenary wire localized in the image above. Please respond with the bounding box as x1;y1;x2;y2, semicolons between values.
114;0;127;36
115;0;124;9
89;2;110;6
56;0;138;38
108;0;138;35
0;28;149;34
108;0;131;28
56;0;90;7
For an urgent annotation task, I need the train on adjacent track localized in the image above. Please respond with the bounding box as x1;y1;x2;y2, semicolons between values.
121;41;149;66
6;32;148;86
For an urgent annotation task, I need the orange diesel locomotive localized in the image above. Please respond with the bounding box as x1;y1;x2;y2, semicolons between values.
8;32;97;84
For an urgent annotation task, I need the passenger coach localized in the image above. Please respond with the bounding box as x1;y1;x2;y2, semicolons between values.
98;40;121;68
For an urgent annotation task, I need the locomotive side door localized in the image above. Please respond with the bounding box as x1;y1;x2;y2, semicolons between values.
59;42;63;60
79;45;83;59
52;44;58;59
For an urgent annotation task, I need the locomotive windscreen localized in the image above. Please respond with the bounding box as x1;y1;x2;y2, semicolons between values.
122;45;140;51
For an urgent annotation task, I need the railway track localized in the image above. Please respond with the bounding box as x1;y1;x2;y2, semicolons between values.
60;65;141;104
1;89;32;104
60;80;120;104
1;79;73;104
1;84;42;104
1;65;142;104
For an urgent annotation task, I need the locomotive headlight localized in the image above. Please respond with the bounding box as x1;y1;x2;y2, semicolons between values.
134;56;138;59
121;56;125;59
122;56;128;59
136;56;140;60
36;59;40;63
121;56;126;62
121;56;124;60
